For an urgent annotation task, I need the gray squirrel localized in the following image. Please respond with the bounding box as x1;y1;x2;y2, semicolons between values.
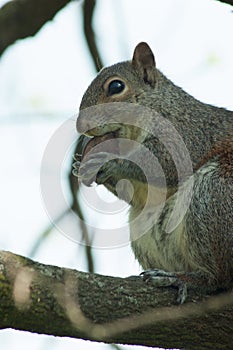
73;42;233;302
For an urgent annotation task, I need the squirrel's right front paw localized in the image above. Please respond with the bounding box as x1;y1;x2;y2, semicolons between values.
72;152;117;187
72;155;99;186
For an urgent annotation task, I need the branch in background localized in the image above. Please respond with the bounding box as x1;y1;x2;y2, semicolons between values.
69;161;95;273
69;135;95;273
29;137;94;273
82;0;103;71
67;0;105;272
28;202;95;273
29;208;70;257
1;250;233;349
0;0;73;56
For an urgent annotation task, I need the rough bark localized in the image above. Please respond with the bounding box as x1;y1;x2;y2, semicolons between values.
0;250;233;349
0;0;73;56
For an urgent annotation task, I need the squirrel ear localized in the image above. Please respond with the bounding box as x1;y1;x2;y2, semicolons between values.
132;42;156;87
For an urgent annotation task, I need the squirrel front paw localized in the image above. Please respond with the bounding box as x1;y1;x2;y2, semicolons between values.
72;152;119;187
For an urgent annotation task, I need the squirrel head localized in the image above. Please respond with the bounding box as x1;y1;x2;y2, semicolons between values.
79;42;157;110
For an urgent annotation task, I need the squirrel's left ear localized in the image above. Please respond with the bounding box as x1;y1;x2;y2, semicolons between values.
132;42;156;87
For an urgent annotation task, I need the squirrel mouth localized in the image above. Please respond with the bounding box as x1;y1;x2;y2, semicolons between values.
80;131;120;159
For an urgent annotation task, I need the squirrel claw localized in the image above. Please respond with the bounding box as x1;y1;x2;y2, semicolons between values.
72;161;81;178
141;269;187;304
75;152;118;186
177;281;187;304
73;153;82;162
72;160;81;169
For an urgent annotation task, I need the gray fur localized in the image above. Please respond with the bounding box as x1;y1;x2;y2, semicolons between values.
77;43;233;291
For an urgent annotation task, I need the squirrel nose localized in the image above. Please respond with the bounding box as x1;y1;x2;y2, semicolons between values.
76;110;93;134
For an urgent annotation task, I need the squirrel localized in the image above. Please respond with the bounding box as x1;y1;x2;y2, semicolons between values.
73;42;233;303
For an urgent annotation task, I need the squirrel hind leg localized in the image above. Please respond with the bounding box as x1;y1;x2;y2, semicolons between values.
140;269;220;304
141;269;187;304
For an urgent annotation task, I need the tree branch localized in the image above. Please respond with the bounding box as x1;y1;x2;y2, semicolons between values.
215;0;233;6
1;250;233;349
0;0;73;57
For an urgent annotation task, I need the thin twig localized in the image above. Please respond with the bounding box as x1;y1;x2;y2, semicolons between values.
69;159;95;273
82;0;103;71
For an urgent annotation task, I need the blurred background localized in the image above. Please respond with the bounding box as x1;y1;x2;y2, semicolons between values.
0;0;232;349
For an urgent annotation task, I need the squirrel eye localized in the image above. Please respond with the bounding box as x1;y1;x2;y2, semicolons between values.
107;80;125;96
